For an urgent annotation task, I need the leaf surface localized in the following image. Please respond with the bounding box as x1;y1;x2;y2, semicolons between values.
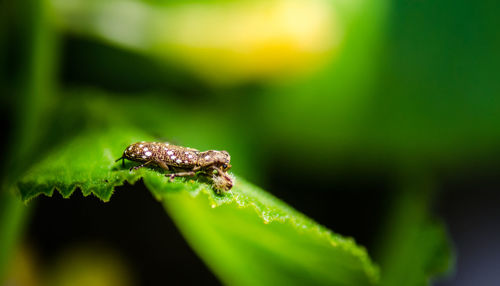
17;127;379;285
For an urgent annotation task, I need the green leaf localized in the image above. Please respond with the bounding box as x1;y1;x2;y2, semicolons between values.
17;128;154;202
17;127;379;285
376;179;453;286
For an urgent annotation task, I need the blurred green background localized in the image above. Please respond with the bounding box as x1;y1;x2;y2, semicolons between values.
1;0;499;285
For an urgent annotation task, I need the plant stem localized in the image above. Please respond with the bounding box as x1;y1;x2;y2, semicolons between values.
0;0;57;283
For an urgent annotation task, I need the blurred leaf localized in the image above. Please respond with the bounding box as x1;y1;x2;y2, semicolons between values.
0;191;30;284
380;218;452;286
50;0;345;85
3;244;40;286
376;179;453;286
1;0;55;282
16;127;379;285
46;245;135;286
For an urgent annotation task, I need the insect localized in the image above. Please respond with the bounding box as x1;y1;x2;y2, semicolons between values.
115;142;233;191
